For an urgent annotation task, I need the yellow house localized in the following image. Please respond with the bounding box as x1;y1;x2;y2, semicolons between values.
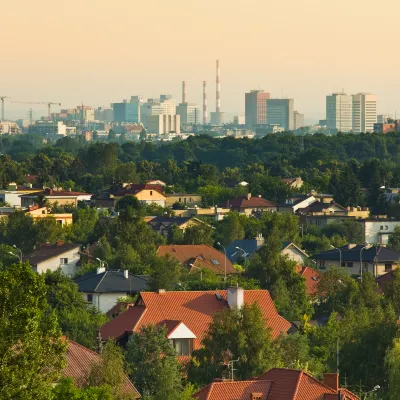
165;193;202;207
113;184;167;207
26;206;73;226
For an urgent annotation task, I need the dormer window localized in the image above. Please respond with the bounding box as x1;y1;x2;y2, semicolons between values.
172;339;193;356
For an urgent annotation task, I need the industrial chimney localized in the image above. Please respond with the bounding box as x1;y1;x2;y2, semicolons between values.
182;81;187;104
216;60;221;113
203;81;208;124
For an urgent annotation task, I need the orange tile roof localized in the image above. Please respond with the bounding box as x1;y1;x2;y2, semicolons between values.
63;340;140;398
295;266;321;296
194;380;272;400
157;245;238;275
100;290;291;346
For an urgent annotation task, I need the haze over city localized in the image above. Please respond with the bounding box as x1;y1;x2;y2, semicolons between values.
3;0;400;121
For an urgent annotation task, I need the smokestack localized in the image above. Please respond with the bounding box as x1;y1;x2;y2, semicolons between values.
203;81;208;124
216;60;221;112
182;81;187;104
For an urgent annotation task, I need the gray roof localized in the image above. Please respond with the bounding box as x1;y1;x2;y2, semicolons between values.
74;270;149;293
312;245;400;263
148;216;193;231
226;240;263;263
24;243;81;266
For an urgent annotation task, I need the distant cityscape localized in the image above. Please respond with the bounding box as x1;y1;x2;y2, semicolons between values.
0;60;397;139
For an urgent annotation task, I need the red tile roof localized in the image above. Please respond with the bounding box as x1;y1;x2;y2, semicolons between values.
295;266;321;296
222;195;276;209
20;189;91;197
100;290;291;346
157;245;238;275
63;340;140;398
194;380;272;400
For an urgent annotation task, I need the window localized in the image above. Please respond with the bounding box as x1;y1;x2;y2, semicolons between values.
347;262;353;268
57;220;62;225
172;339;192;356
211;259;220;265
87;294;93;303
319;261;325;269
385;263;393;271
341;261;346;267
150;191;153;196
60;258;68;265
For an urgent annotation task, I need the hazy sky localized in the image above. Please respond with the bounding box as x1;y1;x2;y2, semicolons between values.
2;0;400;122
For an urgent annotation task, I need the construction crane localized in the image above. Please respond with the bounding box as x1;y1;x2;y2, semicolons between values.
0;96;10;121
12;100;61;120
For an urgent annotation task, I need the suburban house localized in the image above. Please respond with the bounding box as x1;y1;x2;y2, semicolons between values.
62;339;141;398
193;369;359;400
100;287;292;355
221;193;277;214
20;188;92;208
282;177;304;189
0;182;42;207
295;265;321;296
147;216;206;237
357;218;400;245
165;193;202;207
278;195;317;213
312;244;400;276
23;241;81;277
157;244;238;275
74;268;149;313
296;201;348;217
26;205;73;226
226;237;308;265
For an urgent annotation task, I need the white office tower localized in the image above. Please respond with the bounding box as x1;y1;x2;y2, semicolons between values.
293;111;305;130
147;114;181;135
326;93;353;132
352;93;377;133
176;81;201;124
210;60;224;125
141;96;176;127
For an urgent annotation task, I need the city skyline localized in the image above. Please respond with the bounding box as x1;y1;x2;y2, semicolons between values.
2;0;399;121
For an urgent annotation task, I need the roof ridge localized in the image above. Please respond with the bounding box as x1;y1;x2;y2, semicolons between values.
292;370;303;399
94;270;109;292
67;339;100;358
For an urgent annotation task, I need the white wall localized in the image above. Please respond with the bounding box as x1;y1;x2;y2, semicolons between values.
83;292;126;314
363;221;400;244
281;247;307;264
35;247;80;277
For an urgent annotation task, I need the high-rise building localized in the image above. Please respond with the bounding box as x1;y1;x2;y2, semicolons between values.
147;114;181;135
176;81;200;125
378;114;391;124
266;99;294;131
326;93;353;132
352;93;377;133
245;90;270;128
293;111;305;130
113;98;141;123
141;96;176;127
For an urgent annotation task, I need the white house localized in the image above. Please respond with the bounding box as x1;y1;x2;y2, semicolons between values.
358;219;400;245
74;268;149;313
24;242;81;277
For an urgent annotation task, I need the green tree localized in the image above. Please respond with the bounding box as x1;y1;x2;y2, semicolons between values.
126;324;184;400
52;378;114;400
217;212;245;245
182;224;214;245
0;263;66;400
322;219;363;244
386;338;400;400
68;206;99;245
35;216;64;245
332;162;362;207
149;255;186;291
43;270;108;348
389;225;400;251
167;224;184;244
188;303;279;385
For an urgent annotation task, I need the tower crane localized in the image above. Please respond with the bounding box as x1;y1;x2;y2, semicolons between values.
0;96;10;121
12;100;61;120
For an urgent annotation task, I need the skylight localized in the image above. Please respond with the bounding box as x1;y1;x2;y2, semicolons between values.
211;259;220;265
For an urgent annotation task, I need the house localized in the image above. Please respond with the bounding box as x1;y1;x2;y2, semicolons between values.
114;184;166;207
165;193;202;207
62;339;141;398
24;241;81;277
221;193;277;214
193;369;359;400
296;201;347;217
157;244;238;275
26;205;73;226
278;195;317;213
282;177;304;189
357;218;400;245
312;244;400;277
147;216;205;237
100;287;292;355
295;265;321;296
226;237;308;265
74;268;149;313
20;188;92;208
376;270;396;293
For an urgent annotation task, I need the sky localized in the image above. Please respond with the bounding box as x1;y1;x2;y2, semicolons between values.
2;0;400;122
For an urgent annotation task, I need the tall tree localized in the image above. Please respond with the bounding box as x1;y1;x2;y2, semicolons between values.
0;263;66;400
386;338;400;400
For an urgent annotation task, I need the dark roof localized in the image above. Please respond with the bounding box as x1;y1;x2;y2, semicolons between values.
297;201;346;213
148;216;193;230
74;270;149;293
113;184;164;196
226;239;263;263
222;195;276;209
20;189;91;197
312;245;400;263
24;242;81;265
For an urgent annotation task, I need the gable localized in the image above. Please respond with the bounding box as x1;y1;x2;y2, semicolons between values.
166;321;197;339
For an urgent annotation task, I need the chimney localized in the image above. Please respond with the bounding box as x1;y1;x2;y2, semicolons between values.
158;289;166;294
203;81;208;124
255;233;264;247
323;373;339;391
227;286;244;309
96;267;106;275
348;244;357;249
250;394;263;400
124;270;129;279
216;60;221;113
258;194;262;198
182;81;187;104
56;240;64;247
247;193;252;200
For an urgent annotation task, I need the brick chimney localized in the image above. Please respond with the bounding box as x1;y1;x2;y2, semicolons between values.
247;193;252;200
323;373;339;391
250;394;262;400
56;240;64;247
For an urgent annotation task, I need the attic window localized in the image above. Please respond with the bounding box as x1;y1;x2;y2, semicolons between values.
211;259;220;265
215;293;222;300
